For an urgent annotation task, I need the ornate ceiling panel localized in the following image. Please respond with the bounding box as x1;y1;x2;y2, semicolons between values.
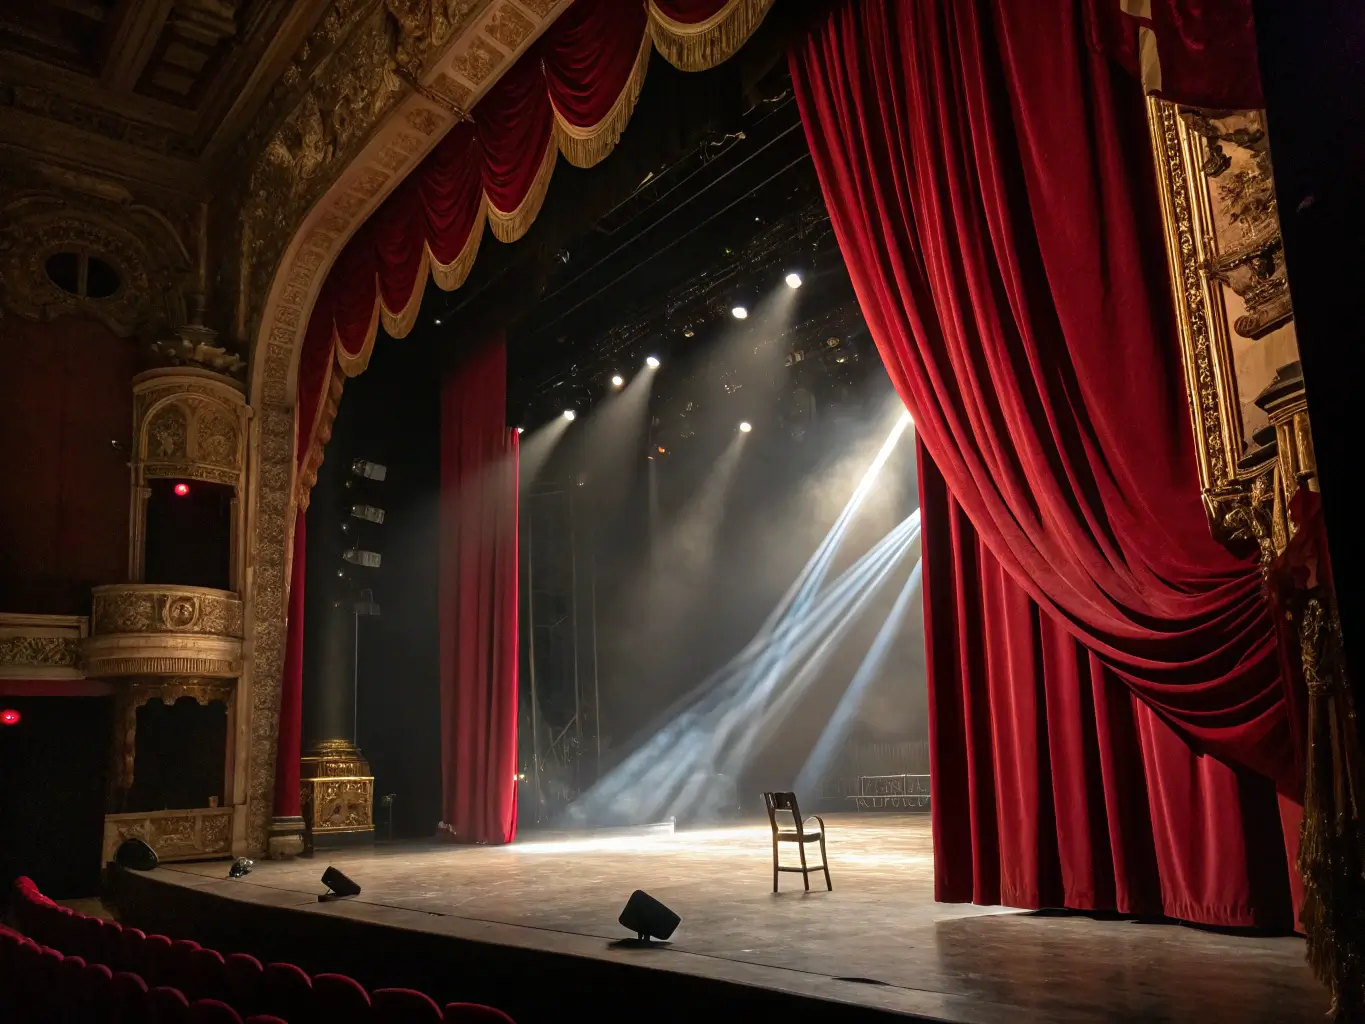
0;0;333;201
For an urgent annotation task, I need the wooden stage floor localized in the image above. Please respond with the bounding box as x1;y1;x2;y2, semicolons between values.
154;814;1323;1022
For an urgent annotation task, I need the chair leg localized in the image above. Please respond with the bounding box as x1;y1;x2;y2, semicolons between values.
798;840;810;891
772;837;779;893
820;835;832;891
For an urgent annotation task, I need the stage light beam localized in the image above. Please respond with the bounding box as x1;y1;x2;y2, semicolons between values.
731;305;748;320
646;355;661;368
611;374;625;387
563;409;576;421
785;272;802;289
739;421;752;433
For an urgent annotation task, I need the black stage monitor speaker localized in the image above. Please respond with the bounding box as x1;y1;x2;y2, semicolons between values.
320;865;362;900
619;889;680;942
114;838;159;871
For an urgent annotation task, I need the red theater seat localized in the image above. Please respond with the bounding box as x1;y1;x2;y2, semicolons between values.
143;933;174;985
315;971;373;1020
189;997;247;1023
190;945;228;1000
373;986;444;1023
111;970;151;1023
149;984;192;1024
260;961;313;1021
443;1003;517;1023
225;952;264;1014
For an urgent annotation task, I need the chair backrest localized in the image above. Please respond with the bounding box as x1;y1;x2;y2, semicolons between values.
224;952;264;1014
149;984;192;1024
373;986;444;1023
189;946;228;1000
189;997;246;1023
763;791;804;834
443;1003;517;1023
112;970;151;1023
260;961;313;1022
315;971;373;1020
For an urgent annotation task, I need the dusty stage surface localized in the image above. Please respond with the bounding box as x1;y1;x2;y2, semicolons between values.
155;814;1323;1023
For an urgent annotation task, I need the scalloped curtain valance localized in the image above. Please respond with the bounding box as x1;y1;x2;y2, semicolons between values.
293;0;773;505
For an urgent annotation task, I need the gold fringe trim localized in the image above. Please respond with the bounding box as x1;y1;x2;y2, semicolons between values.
379;248;431;340
430;196;487;292
334;290;383;378
486;134;559;243
647;0;774;72
297;356;346;510
553;28;652;169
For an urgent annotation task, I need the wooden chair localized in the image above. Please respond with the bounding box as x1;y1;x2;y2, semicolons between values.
763;792;832;892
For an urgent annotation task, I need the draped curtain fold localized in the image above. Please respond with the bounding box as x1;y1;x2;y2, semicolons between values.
1082;0;1263;109
791;0;1296;925
438;336;520;844
921;440;1296;927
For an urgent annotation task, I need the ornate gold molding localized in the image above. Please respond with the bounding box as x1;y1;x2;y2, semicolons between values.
102;807;234;865
300;739;375;848
0;614;88;680
85;586;243;679
0;201;190;338
91;585;244;639
1147;98;1307;564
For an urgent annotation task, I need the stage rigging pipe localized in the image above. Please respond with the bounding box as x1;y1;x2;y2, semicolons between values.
526;503;543;822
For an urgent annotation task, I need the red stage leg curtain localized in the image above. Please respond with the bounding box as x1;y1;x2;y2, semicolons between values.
438;335;520;845
273;508;307;821
792;0;1299;927
921;441;1294;928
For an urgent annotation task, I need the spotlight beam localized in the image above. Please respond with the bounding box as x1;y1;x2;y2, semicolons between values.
793;557;924;796
570;513;920;824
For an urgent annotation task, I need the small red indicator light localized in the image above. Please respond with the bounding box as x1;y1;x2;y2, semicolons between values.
173;482;190;497
1;709;20;726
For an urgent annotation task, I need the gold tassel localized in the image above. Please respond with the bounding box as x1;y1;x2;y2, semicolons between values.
1297;591;1365;1019
486;137;559;244
647;0;775;73
553;29;653;169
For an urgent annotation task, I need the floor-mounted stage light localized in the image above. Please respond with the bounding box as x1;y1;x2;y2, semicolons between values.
731;305;748;319
228;858;254;878
611;374;624;387
739;421;752;433
619;889;680;942
646;355;661;368
785;271;803;289
563;409;577;421
320;865;362;901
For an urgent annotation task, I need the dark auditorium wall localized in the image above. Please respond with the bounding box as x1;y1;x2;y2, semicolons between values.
0;695;113;899
0;315;135;615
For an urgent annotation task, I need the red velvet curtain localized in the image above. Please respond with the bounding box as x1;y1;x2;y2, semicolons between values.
921;440;1295;928
1083;0;1263;108
273;509;307;821
438;336;520;844
792;0;1295;925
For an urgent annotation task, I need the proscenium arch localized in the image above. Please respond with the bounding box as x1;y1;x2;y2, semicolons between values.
238;0;572;857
